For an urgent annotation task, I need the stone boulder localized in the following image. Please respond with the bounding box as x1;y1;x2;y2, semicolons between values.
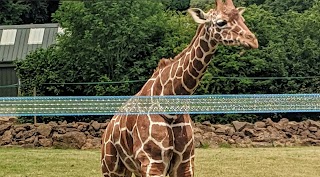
39;138;53;147
0;130;13;145
25;136;35;144
53;125;67;134
36;124;52;137
194;132;204;148
91;121;101;131
52;132;87;149
306;120;320;128
254;121;266;128
315;131;320;140
202;121;211;126
82;138;101;150
214;126;228;135
14;125;26;133
309;126;318;132
0;123;12;135
0;117;17;124
22;129;36;139
232;121;247;132
263;118;275;126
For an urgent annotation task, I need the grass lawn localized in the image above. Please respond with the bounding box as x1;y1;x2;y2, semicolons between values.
0;147;319;177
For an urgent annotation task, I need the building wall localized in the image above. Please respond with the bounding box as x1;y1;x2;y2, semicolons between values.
0;64;18;97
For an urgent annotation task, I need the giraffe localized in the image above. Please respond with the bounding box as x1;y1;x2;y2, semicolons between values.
101;0;258;176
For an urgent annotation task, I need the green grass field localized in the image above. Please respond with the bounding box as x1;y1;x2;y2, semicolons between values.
0;147;319;177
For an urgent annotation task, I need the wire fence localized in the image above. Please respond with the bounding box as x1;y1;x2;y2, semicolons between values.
2;94;320;117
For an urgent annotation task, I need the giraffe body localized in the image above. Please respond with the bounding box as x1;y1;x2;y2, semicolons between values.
101;0;258;176
102;114;193;177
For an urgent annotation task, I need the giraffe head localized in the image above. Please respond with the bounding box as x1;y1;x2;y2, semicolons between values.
188;0;258;49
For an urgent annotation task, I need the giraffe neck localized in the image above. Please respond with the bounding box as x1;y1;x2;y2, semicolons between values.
178;24;217;94
139;24;218;96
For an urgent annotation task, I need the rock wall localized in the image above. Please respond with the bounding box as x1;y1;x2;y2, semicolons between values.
0;120;105;149
195;118;320;147
0;118;320;149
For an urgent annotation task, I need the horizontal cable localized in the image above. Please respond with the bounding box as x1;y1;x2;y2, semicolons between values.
1;94;320;116
210;76;320;80
0;84;18;88
2;76;320;88
41;80;146;85
39;76;320;85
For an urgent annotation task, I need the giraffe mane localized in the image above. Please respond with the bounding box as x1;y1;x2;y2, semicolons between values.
154;58;174;72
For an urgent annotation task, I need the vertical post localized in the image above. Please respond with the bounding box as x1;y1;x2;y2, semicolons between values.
17;79;21;96
33;87;37;124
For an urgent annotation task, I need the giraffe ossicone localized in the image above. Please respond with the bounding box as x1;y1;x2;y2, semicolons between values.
101;0;258;176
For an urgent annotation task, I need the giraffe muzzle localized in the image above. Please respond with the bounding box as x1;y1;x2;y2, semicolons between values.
243;34;259;49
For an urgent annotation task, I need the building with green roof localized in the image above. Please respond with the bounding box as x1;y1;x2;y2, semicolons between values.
0;23;62;96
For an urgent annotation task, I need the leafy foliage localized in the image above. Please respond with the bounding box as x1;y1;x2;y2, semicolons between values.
0;0;60;25
16;47;62;96
16;0;194;97
15;0;320;123
162;0;191;11
0;0;28;25
190;0;215;9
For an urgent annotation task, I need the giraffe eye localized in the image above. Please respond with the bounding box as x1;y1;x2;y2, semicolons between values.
216;19;227;27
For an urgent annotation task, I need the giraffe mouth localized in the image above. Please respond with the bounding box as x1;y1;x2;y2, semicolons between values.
242;42;251;49
242;39;259;49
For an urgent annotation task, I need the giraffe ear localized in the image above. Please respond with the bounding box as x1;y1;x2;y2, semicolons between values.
237;7;246;15
188;8;208;24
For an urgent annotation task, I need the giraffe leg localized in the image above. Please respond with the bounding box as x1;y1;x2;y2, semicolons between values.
169;148;194;177
134;115;174;177
169;115;195;177
101;119;132;177
101;140;132;177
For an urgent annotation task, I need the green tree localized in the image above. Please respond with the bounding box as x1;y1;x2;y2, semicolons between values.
262;0;316;15
191;0;316;15
162;0;190;11
0;0;60;25
52;0;168;96
21;0;60;24
0;0;28;25
16;47;63;96
17;0;194;96
16;0;320;123
279;3;320;93
190;0;215;9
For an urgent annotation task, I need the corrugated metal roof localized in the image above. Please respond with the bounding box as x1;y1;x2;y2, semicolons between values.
0;23;60;62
